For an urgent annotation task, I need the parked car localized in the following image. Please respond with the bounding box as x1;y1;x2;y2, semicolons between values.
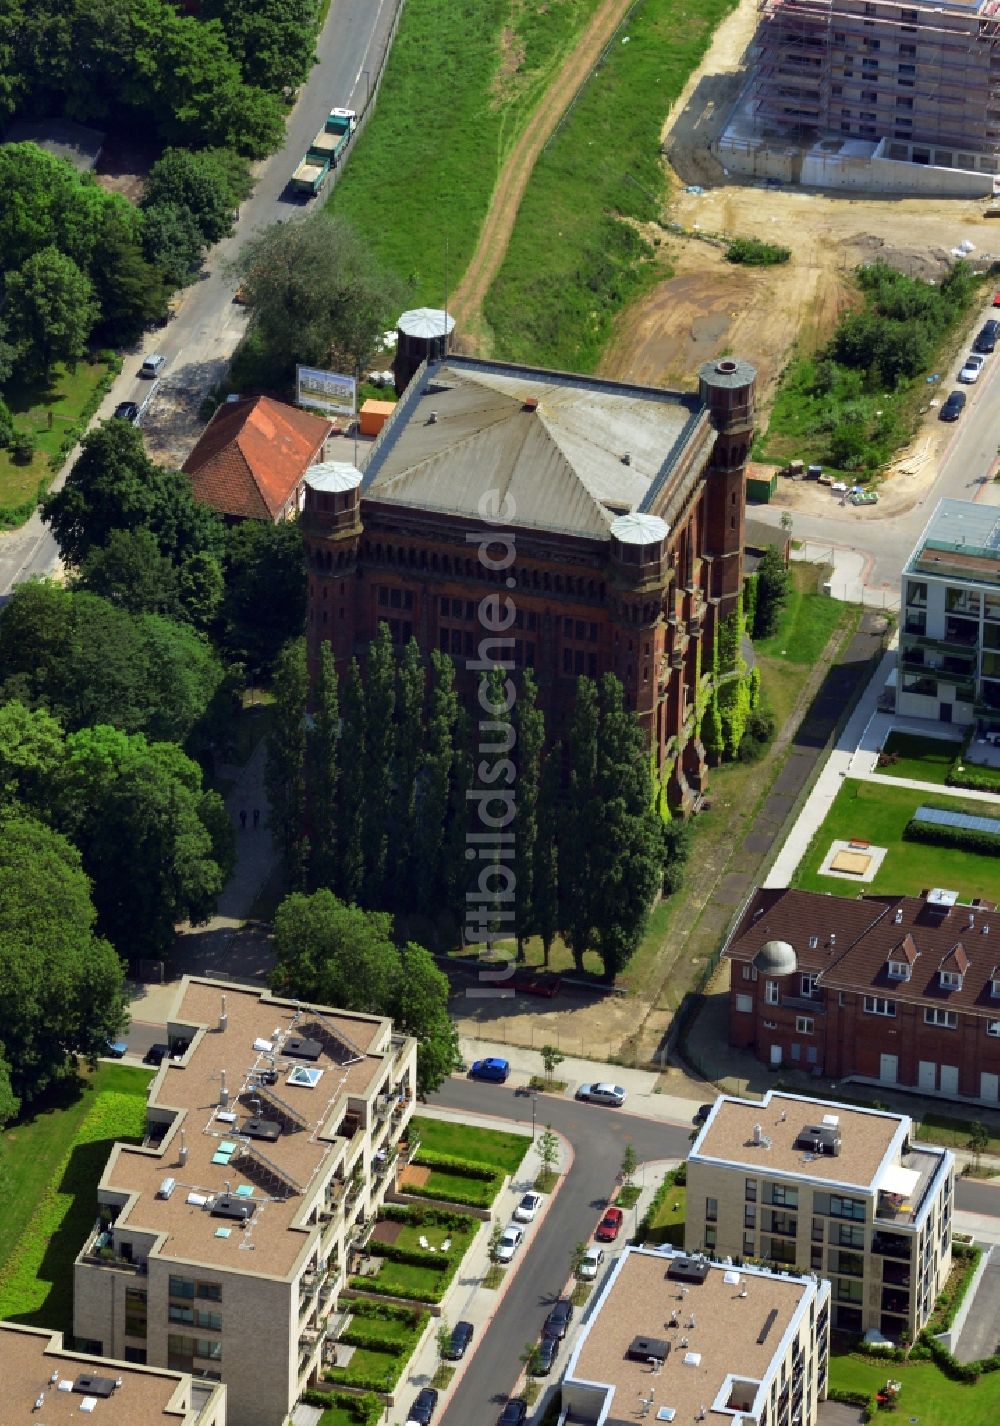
959;354;985;383
939;390;967;422
693;1103;714;1126
993;291;1000;307
497;1400;528;1426
405;1387;438;1426
596;1207;624;1242
543;1299;574;1341
579;1245;605;1280
512;969;562;997
576;1082;627;1107
532;1335;559;1375
112;401;140;424
495;1225;524;1263
468;1057;510;1083
143;1043;170;1066
442;1320;473;1361
139;353;166;377
514;1191;544;1223
974;320;1000;353
104;1038;128;1058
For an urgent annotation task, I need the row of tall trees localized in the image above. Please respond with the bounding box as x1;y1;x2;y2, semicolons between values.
267;627;682;983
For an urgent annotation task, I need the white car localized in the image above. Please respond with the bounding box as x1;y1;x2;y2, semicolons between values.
495;1225;524;1263
959;354;984;383
578;1245;605;1280
576;1082;627;1108
513;1191;544;1223
139;353;167;377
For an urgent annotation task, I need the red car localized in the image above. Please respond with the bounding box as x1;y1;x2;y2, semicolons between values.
513;970;563;998
993;291;1000;307
595;1207;624;1242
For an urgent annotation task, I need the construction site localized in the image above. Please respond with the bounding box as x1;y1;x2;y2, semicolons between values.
717;0;1000;193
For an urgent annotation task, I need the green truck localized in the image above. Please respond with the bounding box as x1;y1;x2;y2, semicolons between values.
291;108;358;198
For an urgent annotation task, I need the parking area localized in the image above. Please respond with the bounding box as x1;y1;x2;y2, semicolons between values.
954;1251;1000;1363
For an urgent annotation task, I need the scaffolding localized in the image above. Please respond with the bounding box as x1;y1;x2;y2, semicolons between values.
748;0;1000;163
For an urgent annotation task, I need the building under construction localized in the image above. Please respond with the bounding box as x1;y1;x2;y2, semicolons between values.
719;0;1000;192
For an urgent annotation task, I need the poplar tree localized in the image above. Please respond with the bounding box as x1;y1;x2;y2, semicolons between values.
362;621;396;906
562;677;598;973
308;639;339;891
513;669;543;959
534;745;561;966
337;658;366;904
418;651;457;918
442;705;474;934
265;636;308;885
390;636;425;910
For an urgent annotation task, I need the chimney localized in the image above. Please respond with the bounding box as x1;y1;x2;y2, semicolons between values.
753;1123;763;1145
830;933;837;946
220;1070;229;1109
179;1131;188;1167
219;994;228;1033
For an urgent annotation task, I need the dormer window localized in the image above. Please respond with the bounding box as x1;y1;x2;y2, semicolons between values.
887;960;910;982
801;974;818;998
939;970;963;991
808;935;818;949
992;979;1000;999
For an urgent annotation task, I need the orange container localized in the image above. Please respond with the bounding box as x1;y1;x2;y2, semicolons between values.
359;399;396;437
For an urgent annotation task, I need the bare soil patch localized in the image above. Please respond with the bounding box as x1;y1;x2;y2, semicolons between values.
95;132;157;203
369;1220;403;1245
398;1164;431;1189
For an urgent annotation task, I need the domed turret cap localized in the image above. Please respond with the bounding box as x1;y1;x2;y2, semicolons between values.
752;939;797;976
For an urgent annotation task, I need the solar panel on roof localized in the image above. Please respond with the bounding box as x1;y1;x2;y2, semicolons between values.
914;805;1000;837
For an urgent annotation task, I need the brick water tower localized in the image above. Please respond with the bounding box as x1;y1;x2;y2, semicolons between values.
392;307;456;396
698;357;756;617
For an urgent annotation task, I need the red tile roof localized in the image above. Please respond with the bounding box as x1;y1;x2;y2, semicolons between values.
183;396;332;521
726;888;1000;1018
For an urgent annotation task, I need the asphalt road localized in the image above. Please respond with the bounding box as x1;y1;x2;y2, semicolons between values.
0;0;401;598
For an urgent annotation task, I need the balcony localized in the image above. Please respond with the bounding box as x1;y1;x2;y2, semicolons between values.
79;1228;145;1274
872;1232;911;1260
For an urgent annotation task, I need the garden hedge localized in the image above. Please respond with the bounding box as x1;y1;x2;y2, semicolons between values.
903;818;1000;855
411;1149;499;1181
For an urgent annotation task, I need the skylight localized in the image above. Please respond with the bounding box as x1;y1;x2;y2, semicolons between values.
287;1066;323;1088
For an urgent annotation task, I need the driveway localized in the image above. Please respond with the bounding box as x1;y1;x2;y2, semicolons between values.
818;1402;865;1426
954;1250;1000;1362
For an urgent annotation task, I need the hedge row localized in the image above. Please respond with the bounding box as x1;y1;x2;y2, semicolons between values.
380;1203;476;1231
405;1177;499;1208
302;1388;382;1425
411;1149;498;1182
903;818;1000;855
348;1275;446;1304
929;1244;981;1332
338;1321;425;1353
827;1387;875;1423
916;1328;1000;1381
346;1297;425;1326
374;1241;452;1272
946;766;1000;794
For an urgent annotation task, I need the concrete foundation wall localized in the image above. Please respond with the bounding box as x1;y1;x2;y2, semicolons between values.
716;134;994;196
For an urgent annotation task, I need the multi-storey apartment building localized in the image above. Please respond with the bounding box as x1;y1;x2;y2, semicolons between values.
560;1246;830;1426
897;498;1000;727
0;1320;226;1425
302;351;757;810
73;978;417;1426
749;0;1000;180
725;885;1000;1102
686;1091;954;1339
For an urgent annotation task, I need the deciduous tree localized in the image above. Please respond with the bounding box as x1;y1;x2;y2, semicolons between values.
265;637;309;884
513;669;543;958
6;245;97;375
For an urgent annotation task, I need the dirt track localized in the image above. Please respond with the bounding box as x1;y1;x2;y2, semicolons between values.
450;0;635;353
599;0;1000;400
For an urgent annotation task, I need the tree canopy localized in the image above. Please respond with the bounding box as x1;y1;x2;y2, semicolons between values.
270;891;460;1095
0;807;127;1123
230;214;408;383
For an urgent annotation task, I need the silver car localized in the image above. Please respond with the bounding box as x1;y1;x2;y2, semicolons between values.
139;353;167;377
579;1245;605;1280
576;1082;627;1107
495;1225;523;1263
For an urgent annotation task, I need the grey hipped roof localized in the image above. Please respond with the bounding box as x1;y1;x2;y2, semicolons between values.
361;358;700;541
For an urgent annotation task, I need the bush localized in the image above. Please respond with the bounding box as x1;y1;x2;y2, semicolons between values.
301;1389;382;1425
903;817;1000;855
10;431;36;465
348;1274;446;1303
405;1177;499;1208
0;398;13;448
946;762;1000;793
726;237;791;266
347;1298;424;1326
411;1149;498;1181
373;1242;452;1271
379;1203;474;1231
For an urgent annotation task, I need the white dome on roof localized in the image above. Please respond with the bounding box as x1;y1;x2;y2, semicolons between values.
397;307;456;340
609;511;669;545
753;939;797;976
305;462;362;493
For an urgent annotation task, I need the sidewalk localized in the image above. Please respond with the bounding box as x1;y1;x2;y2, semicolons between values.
791;540;900;612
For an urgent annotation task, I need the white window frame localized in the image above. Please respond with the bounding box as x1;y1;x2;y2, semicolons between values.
939;970;962;990
887;960;910;981
742;965;758;982
924;1008;957;1029
863;995;896;1017
987;1021;1000;1038
765;980;780;1005
992;979;1000;999
736;993;754;1014
796;1016;814;1035
801;974;818;998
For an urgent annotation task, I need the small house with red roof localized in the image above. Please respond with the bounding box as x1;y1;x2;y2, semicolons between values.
183;396;333;523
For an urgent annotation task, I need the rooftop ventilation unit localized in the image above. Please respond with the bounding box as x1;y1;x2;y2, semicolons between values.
284;1036;323;1062
211;1195;256;1222
242;1116;281;1142
73;1375;117;1398
666;1257;710;1285
751;1123;772;1149
794;1123;842;1157
627;1336;669;1361
157;1177;177;1200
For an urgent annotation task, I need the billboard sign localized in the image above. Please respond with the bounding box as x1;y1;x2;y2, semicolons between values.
296;365;356;417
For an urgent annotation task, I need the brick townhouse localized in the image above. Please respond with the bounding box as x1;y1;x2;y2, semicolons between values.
724;886;1000;1104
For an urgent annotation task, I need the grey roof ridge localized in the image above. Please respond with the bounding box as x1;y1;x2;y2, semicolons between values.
532;404;624;530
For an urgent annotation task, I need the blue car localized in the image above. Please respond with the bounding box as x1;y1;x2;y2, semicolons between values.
105;1039;129;1059
468;1057;510;1083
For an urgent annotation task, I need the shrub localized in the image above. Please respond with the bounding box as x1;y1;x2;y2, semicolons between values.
903;817;1000;855
348;1274;446;1303
405;1177;499;1208
373;1242;452;1271
0;398;13;448
379;1204;474;1231
726;237;791;266
10;431;36;465
411;1150;497;1181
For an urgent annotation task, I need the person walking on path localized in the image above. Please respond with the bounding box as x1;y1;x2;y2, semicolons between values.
239;809;247;830
252;808;260;830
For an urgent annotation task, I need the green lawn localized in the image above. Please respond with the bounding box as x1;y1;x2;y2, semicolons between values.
829;1351;1000;1424
483;0;739;371
319;1410;361;1426
411;1115;529;1177
876;730;961;785
791;778;1000;902
391;1219;475;1256
412;1167;500;1208
755;565;854;667
0;1064;152;1332
0;359;113;523
325;1344;405;1389
641;1185;686;1247
328;0;605;308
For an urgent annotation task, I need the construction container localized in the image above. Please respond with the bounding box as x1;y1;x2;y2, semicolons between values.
746;469;777;503
359;399;396;437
